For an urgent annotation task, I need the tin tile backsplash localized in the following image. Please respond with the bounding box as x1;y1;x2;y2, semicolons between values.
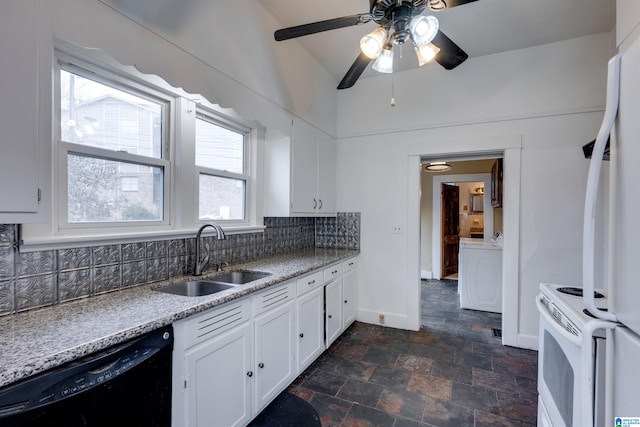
0;214;360;315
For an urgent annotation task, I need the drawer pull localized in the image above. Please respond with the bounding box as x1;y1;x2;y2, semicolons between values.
308;280;315;285
332;270;338;274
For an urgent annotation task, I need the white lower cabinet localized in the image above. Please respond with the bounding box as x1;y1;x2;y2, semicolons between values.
325;277;343;347
184;322;253;427
172;257;358;426
296;285;324;372
253;298;295;413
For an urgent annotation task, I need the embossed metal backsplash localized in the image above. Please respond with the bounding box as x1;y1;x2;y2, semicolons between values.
0;214;360;315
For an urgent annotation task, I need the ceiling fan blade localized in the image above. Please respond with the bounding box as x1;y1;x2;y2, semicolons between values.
427;0;478;11
431;30;468;70
274;14;371;41
337;53;372;90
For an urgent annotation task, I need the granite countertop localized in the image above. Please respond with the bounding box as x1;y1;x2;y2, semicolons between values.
0;248;359;388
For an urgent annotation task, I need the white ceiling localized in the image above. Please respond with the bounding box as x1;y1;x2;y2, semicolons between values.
258;0;615;84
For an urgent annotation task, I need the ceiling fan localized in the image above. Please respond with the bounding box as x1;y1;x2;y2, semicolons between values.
274;0;477;89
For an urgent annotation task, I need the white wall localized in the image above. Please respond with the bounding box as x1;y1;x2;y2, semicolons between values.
336;32;615;348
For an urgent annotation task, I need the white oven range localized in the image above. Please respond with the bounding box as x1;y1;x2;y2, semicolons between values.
536;282;608;427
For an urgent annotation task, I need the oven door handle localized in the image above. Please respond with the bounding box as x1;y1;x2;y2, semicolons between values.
535;295;581;346
581;320;617;427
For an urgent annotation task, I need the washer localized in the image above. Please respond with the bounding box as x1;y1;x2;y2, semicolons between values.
458;238;503;313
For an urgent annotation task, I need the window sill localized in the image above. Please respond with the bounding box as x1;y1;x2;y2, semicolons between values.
19;225;266;253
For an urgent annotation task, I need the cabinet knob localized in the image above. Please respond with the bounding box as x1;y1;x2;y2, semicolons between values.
344;300;348;304
328;315;332;319
247;371;253;377
299;333;304;338
258;362;265;369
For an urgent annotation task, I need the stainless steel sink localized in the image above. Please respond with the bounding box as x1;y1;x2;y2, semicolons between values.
154;280;237;297
209;270;271;285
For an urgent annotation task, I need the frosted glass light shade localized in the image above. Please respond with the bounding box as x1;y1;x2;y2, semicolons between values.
415;43;440;66
372;45;393;73
410;15;439;46
360;27;388;59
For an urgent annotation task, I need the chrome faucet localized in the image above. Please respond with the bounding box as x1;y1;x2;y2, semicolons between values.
193;223;226;276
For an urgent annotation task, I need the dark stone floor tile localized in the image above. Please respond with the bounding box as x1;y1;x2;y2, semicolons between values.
408;342;455;363
337;378;384;407
451;382;499;414
393;416;432;427
492;356;538;380
333;358;377;381
332;341;369;360
421;396;474;427
376;387;427;421
309;392;352;427
369;365;412;389
496;390;538;424
361;346;400;367
407;372;452;401
342;403;395;427
431;360;472;384
515;376;538;396
302;369;347;396
408;330;441;346
286;385;315;402
474;410;524;427
472;367;522;394
454;348;493;371
396;354;433;373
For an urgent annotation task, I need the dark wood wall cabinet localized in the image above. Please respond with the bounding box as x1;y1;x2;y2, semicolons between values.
491;159;503;208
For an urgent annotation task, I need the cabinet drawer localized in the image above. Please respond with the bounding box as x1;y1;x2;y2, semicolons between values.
297;271;323;296
323;263;343;284
343;257;357;272
178;299;251;348
253;281;296;316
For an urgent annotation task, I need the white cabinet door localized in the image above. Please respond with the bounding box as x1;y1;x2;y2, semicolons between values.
291;116;318;214
325;278;343;347
296;286;324;372
342;269;357;328
184;322;253;427
0;0;40;216
254;300;295;412
317;130;336;215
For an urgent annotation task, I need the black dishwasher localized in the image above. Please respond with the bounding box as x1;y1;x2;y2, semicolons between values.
0;324;173;427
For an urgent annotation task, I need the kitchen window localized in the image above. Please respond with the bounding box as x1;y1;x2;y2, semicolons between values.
195;113;249;222
57;63;170;228
20;45;263;250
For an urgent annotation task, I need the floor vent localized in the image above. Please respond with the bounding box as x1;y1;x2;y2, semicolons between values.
492;328;502;338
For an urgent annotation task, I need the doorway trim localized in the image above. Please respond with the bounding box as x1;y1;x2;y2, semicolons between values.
432;173;493;280
406;134;522;347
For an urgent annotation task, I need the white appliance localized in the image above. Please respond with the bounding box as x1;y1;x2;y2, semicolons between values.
458;238;502;313
538;31;640;427
536;283;608;427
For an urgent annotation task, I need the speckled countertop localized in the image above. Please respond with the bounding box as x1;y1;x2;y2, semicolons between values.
0;248;358;388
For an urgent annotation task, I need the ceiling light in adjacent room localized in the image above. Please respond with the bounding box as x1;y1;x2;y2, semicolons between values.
425;162;452;172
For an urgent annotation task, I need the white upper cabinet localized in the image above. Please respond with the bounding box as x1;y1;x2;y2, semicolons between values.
264;116;337;217
617;0;640;49
0;0;47;221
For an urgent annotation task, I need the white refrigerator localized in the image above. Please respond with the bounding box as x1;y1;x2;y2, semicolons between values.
581;28;640;427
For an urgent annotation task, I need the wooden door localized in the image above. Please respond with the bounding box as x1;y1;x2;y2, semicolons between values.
441;184;460;277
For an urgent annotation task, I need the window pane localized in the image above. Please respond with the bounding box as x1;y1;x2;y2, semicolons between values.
68;154;163;223
60;70;162;158
196;118;244;173
199;174;245;220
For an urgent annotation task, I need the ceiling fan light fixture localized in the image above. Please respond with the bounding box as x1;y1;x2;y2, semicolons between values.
415;43;440;66
410;15;439;46
425;161;452;172
372;43;394;73
360;27;388;59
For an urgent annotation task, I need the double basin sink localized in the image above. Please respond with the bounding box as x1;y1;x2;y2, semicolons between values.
154;270;271;297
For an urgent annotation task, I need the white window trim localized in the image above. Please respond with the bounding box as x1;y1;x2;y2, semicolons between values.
20;40;265;251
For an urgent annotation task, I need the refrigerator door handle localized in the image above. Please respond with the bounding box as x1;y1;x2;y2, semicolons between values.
581;319;617;427
582;53;621;323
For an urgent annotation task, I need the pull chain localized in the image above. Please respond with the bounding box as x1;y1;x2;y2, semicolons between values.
390;72;396;107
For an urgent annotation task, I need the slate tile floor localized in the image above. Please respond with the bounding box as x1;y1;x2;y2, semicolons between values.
285;279;538;426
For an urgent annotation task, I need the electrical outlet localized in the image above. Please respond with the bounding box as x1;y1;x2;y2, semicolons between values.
378;314;385;324
392;226;402;235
